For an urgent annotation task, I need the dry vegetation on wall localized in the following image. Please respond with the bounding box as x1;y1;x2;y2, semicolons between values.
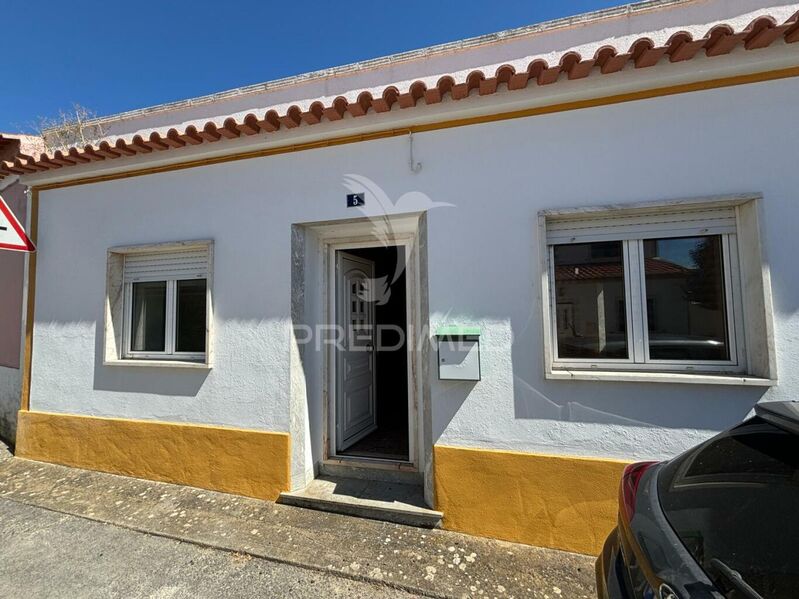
34;104;106;154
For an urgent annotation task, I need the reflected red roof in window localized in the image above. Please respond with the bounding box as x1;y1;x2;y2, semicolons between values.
556;258;688;280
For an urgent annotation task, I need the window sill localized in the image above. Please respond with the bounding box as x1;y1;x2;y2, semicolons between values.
547;369;776;386
103;359;211;370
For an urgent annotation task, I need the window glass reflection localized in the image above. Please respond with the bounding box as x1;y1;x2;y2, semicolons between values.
553;241;628;359
131;281;166;352
643;236;729;361
176;279;207;353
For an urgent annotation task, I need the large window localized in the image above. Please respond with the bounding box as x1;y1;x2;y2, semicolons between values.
542;201;764;378
120;245;210;362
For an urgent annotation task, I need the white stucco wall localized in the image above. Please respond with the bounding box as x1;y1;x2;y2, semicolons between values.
28;74;799;462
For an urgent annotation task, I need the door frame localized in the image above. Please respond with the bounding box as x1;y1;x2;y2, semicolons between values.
321;220;421;471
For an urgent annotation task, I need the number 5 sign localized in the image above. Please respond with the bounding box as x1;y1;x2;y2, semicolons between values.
0;194;35;252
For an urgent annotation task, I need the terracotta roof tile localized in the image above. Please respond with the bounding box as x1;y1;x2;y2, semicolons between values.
2;9;798;180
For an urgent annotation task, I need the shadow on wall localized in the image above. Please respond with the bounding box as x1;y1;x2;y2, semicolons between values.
510;372;767;431
430;315;767;445
92;320;210;396
507;297;768;431
92;364;210;396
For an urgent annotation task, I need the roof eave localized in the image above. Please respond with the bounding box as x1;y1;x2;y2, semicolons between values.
17;43;799;190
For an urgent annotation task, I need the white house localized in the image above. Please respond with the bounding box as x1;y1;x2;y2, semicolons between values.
3;0;798;556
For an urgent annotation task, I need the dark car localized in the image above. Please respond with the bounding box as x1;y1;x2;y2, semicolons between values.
596;401;799;599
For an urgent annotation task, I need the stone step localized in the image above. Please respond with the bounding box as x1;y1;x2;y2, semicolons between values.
320;461;423;485
278;476;442;528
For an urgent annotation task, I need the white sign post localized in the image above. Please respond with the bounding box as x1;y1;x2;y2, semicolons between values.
0;194;35;252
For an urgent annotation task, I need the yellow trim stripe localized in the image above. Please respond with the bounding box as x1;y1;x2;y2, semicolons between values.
35;65;799;192
434;444;629;555
16;411;291;500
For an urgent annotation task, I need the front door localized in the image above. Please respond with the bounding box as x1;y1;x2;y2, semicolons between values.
336;251;377;452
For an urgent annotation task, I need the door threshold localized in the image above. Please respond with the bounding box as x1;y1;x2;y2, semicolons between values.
325;455;416;471
278;475;441;528
321;459;422;485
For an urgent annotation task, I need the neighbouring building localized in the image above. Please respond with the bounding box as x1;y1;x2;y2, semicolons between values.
0;134;42;443
2;0;798;556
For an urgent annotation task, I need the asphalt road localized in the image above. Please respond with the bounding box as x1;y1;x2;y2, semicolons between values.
0;497;417;599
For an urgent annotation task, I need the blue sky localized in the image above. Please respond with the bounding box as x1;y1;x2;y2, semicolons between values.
3;1;625;133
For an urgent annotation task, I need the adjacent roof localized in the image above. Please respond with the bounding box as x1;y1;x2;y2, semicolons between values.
3;1;798;181
0;134;44;163
0;135;19;163
0;134;46;183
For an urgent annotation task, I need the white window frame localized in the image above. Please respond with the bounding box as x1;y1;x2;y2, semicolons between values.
122;278;207;361
539;195;777;385
103;240;214;369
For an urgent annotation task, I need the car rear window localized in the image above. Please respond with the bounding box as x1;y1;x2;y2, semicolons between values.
658;416;799;598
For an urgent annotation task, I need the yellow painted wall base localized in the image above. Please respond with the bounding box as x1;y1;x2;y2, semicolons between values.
15;411;291;501
433;444;629;556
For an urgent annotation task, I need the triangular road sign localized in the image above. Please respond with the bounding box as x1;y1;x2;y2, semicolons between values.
0;194;35;252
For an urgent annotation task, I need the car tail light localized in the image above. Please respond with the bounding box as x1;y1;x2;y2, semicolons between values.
620;461;658;522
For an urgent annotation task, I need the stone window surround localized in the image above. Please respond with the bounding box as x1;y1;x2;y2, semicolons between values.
538;194;777;386
103;239;214;369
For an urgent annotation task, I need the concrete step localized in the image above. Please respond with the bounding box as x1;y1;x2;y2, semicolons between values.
320;461;423;485
278;476;442;528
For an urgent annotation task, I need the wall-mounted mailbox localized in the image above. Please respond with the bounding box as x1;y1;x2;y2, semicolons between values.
436;326;481;381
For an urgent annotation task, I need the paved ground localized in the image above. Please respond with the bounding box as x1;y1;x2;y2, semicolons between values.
0;498;414;598
0;443;596;598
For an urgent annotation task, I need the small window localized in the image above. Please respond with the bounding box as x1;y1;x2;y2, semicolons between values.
122;246;210;362
543;202;754;377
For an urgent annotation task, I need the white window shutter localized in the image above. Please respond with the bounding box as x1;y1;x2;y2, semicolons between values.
546;206;736;244
123;247;209;282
